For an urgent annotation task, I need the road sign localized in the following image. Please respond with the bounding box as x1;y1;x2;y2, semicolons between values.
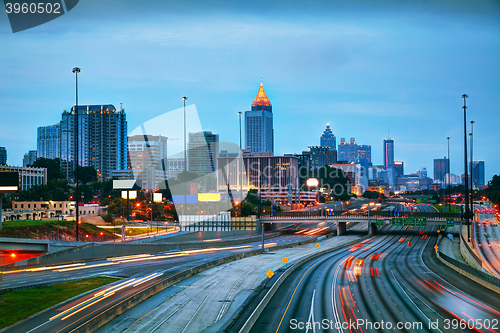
282;257;288;264
392;217;403;226
266;270;274;278
416;217;427;226
316;243;321;248
404;217;416;226
376;219;384;227
446;218;454;226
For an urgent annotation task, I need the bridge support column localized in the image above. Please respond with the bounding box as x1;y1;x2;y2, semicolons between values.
369;223;377;235
337;222;346;235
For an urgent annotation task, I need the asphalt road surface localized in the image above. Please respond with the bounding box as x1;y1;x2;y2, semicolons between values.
251;226;500;333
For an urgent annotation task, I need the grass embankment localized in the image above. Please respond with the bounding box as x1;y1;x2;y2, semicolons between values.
432;204;462;213
0;220;118;241
109;226;174;236
0;276;119;329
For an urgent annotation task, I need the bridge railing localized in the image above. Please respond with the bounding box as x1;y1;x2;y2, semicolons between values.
260;209;462;220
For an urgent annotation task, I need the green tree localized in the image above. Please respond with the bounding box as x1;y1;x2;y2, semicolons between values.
29;158;64;181
300;166;352;199
362;191;380;199
76;166;97;184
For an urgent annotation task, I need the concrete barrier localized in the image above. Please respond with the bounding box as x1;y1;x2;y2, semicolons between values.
436;251;500;295
0;231;287;271
67;232;342;333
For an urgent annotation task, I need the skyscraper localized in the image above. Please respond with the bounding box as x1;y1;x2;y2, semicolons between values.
60;104;127;181
37;124;60;159
245;78;274;154
23;150;37;167
320;124;336;151
338;137;358;163
383;138;394;170
357;145;371;172
394;161;404;177
417;167;427;179
188;131;219;175
308;146;337;170
433;157;450;182
472;160;485;187
0;147;6;165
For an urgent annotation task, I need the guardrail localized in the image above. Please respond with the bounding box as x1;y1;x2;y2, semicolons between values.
261;209;461;220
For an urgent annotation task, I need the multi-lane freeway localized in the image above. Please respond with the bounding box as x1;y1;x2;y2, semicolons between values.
474;203;500;279
251;226;500;333
0;225;337;333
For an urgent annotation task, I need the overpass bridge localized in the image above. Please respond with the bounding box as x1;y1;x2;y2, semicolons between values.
259;209;463;235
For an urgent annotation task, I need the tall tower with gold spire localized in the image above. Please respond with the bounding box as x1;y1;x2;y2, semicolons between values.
245;77;274;154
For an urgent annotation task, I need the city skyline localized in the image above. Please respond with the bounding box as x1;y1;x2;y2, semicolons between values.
0;0;499;181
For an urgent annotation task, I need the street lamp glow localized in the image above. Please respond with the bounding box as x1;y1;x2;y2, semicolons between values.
306;178;319;187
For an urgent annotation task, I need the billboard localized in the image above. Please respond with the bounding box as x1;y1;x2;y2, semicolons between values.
0;172;19;192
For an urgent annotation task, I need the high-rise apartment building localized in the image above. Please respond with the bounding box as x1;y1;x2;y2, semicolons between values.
472;160;485;187
320;124;336;151
37;124;60;159
188;131;219;175
433;157;450;182
23;150;37;167
245;78;274;154
128;135;169;189
383;138;394;170
60;104;127;181
338;137;358;163
0;147;6;165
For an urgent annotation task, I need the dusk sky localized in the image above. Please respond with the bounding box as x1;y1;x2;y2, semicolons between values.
0;0;499;180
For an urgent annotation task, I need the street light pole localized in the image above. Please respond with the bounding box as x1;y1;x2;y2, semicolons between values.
182;97;188;219
470;120;474;219
237;111;243;217
447;137;450;208
462;94;470;241
72;67;81;241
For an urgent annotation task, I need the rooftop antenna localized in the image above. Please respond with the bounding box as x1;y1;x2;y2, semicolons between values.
388;128;390;139
120;103;123;111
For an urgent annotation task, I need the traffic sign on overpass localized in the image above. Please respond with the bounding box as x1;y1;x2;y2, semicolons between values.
416;217;427;226
404;217;416;226
392;217;403;226
376;219;384;227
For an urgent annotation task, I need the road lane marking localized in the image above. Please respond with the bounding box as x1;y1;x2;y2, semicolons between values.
275;253;336;333
305;289;316;333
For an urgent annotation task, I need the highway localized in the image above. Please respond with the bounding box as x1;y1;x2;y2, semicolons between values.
250;226;500;333
474;203;500;279
1;225;336;333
